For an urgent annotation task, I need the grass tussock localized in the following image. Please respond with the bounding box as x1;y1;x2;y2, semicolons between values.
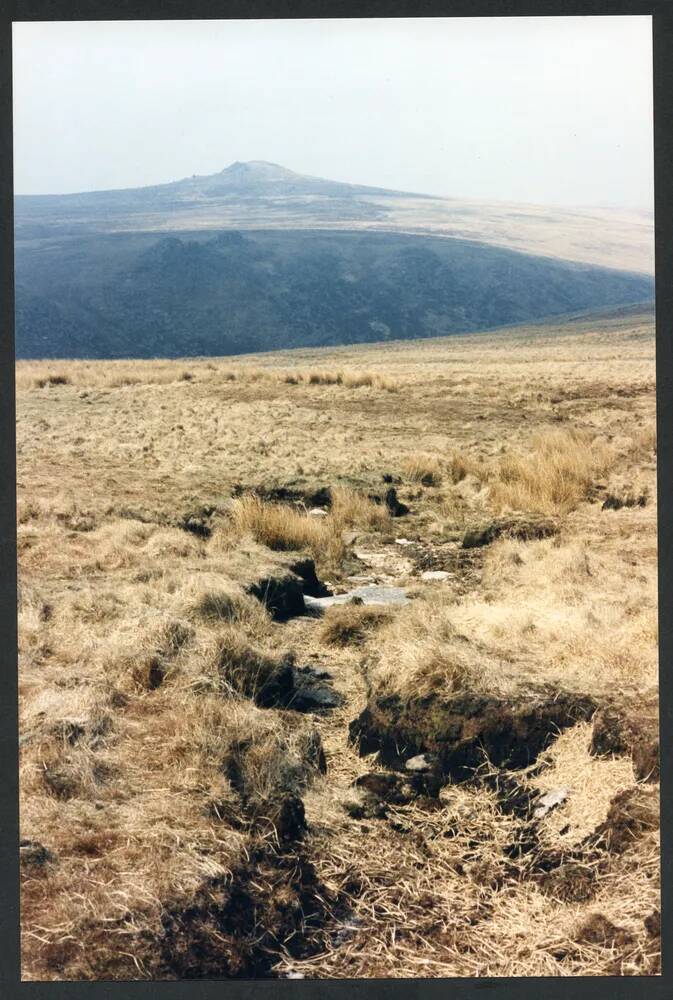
281;369;399;392
319;604;393;647
629;423;657;458
490;428;615;515
368;595;477;701
447;450;484;484
184;581;271;636
228;494;339;557
215;627;287;705
34;373;71;388
329;485;391;531
402;453;442;485
226;487;389;570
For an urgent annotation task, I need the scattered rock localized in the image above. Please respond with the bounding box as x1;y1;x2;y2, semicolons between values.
420;570;451;582
533;787;569;820
353;548;414;576
405;753;436;773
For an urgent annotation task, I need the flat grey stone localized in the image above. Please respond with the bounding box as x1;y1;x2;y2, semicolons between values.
304;585;410;611
421;570;451;582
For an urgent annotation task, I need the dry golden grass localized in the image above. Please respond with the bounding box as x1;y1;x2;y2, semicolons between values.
489;428;615;516
226;487;389;573
228;494;336;553
17;310;658;980
447;450;485;485
16;359;401;394
318;604;393;647
401;452;443;485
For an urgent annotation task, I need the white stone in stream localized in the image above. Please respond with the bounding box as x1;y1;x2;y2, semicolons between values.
405;754;433;773
533;787;569;820
304;585;410;611
421;570;451;582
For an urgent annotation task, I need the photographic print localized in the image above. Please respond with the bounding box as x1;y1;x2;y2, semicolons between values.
13;15;659;980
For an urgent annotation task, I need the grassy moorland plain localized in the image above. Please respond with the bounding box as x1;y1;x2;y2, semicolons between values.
17;307;659;979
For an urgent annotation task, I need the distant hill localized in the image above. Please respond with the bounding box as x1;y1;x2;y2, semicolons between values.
14;160;427;218
15;160;654;274
15;227;654;360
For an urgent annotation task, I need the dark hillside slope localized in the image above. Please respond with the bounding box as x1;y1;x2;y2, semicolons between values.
15;228;654;359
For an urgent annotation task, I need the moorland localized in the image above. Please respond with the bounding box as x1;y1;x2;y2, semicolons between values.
17;306;659;979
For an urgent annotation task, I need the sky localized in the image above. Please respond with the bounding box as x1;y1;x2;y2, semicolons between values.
12;16;653;209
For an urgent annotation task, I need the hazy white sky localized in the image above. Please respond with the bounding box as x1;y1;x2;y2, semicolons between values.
13;16;653;208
